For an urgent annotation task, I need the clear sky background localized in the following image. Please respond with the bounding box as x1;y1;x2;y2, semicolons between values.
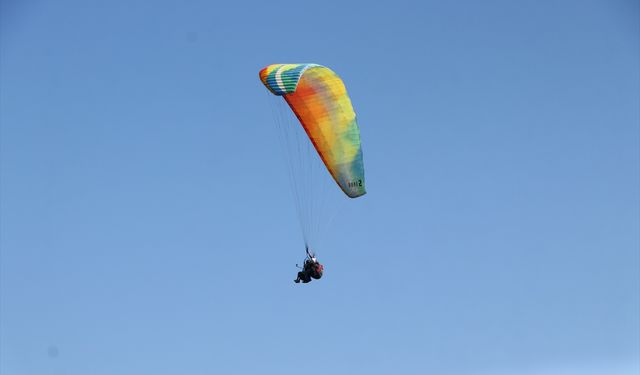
1;1;639;374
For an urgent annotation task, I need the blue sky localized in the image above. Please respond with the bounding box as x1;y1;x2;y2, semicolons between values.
1;0;638;374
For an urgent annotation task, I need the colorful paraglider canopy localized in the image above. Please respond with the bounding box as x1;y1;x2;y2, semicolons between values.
259;64;366;198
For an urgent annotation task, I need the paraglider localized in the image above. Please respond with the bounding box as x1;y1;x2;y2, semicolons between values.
259;63;366;283
294;247;324;284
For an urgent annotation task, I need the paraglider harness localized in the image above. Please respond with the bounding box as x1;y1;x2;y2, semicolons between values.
294;247;324;283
